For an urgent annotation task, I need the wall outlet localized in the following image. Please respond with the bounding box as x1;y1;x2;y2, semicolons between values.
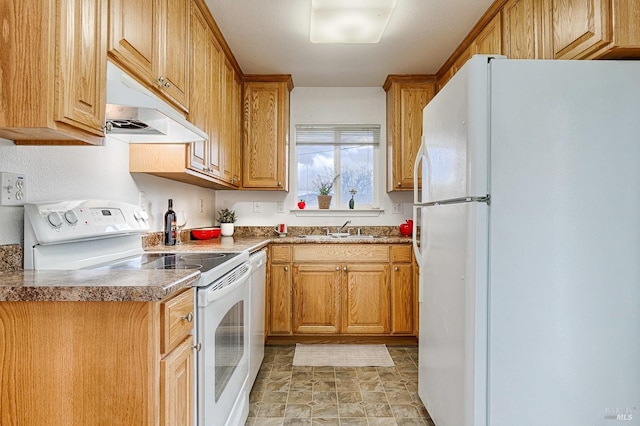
277;201;284;213
199;198;204;213
1;172;27;206
253;201;262;213
392;202;403;214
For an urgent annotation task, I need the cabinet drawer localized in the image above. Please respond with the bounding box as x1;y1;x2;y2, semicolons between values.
161;288;195;355
391;245;412;263
294;245;389;263
271;245;292;263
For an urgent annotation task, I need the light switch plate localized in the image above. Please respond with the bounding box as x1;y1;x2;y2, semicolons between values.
1;172;27;206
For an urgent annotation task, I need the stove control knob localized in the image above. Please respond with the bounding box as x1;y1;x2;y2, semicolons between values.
47;212;63;228
133;210;142;221
64;210;79;225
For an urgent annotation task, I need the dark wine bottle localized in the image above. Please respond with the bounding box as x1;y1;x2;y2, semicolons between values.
164;199;177;245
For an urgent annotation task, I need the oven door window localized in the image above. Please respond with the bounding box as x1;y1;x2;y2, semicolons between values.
215;300;244;401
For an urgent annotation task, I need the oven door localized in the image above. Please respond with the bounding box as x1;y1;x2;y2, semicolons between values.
196;263;251;426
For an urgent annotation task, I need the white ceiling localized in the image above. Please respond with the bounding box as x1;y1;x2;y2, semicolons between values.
204;0;494;87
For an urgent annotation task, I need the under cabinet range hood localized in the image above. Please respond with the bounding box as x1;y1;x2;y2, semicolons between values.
105;61;208;143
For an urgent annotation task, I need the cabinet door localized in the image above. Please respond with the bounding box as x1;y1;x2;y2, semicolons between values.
56;0;107;136
391;264;414;335
220;59;238;186
187;3;209;174
232;75;243;186
387;81;436;191
161;337;194;426
502;0;551;59
242;82;289;190
108;0;156;85
156;0;190;111
342;264;390;334
269;264;293;334
474;12;503;55
551;0;611;59
293;264;341;334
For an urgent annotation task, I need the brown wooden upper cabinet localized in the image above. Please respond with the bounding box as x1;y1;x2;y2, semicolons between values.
502;0;551;59
384;76;437;192
551;0;640;59
129;0;242;190
108;0;190;113
242;78;294;191
0;0;107;145
438;0;640;89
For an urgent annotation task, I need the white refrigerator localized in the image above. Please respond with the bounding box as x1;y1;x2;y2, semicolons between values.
412;55;640;426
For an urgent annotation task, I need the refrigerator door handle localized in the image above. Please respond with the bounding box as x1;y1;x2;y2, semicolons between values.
412;205;422;264
421;195;490;207
412;204;429;304
413;136;428;204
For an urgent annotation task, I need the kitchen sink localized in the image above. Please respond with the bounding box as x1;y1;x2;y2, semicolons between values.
297;234;378;239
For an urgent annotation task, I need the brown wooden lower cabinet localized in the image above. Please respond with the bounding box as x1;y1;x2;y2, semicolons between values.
293;263;341;334
0;288;195;426
267;244;415;339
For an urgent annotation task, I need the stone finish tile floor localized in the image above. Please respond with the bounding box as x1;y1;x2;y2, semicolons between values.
245;345;435;426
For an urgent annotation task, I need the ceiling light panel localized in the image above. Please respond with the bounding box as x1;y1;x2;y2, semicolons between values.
310;0;397;44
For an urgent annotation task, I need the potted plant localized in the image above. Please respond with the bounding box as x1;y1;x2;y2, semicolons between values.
217;208;237;236
313;171;339;209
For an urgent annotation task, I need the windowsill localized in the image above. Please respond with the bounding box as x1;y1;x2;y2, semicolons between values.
291;208;384;217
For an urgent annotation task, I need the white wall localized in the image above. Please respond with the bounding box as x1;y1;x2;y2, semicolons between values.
0;87;415;246
215;87;413;228
0;137;216;246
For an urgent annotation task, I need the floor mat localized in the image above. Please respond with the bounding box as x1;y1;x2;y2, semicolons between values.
292;343;395;367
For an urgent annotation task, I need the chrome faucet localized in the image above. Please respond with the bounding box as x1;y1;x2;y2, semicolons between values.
337;220;351;233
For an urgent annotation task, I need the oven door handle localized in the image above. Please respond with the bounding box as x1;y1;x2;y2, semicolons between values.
199;264;252;305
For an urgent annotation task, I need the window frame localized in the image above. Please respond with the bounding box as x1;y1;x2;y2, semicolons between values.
294;124;381;209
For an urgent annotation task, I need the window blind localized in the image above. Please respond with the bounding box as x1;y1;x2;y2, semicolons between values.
295;124;380;145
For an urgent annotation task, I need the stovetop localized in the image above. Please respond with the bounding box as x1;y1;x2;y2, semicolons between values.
89;251;249;286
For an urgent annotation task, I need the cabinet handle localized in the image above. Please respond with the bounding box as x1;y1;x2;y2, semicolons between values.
157;76;171;89
181;312;194;322
394;266;399;271
343;266;347;272
284;266;288;271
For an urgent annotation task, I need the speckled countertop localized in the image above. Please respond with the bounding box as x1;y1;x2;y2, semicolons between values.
0;229;412;303
0;269;199;302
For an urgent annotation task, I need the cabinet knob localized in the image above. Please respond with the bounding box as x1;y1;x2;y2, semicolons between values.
193;342;202;352
181;312;194;322
343;266;347;272
157;76;170;88
284;266;289;271
394;266;399;272
277;181;282;186
335;266;340;271
397;182;401;187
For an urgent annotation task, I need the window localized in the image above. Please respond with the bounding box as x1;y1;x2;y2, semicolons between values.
296;124;380;208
